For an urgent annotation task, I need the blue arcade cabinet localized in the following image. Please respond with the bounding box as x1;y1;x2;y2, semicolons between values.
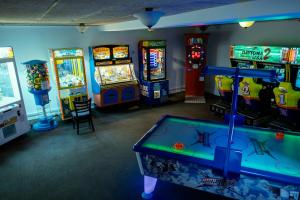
138;40;169;105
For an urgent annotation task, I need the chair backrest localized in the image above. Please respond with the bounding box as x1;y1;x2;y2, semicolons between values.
73;98;92;118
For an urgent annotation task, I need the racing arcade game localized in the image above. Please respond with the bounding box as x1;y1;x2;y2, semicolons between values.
270;47;300;130
210;75;233;116
230;45;289;126
211;49;254;117
184;34;208;103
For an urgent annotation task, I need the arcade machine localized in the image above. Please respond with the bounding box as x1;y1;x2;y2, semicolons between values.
23;60;57;131
139;40;169;105
0;47;30;145
210;75;233;116
184;34;208;103
269;47;300;130
230;45;289;126
49;48;88;120
89;45;139;108
210;46;254;117
134;66;300;200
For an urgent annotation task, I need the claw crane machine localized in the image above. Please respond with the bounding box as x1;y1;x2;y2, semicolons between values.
49;48;88;120
0;47;30;145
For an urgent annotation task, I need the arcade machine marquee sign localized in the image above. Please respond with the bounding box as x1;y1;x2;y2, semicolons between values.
230;45;290;63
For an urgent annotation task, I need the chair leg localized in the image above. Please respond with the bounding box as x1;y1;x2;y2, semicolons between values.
90;118;95;132
72;118;75;129
77;121;80;135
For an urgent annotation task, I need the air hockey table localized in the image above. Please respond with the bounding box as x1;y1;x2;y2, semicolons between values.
133;115;300;200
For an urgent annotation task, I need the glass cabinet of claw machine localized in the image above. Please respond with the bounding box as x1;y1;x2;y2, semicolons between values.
0;47;30;145
49;48;88;120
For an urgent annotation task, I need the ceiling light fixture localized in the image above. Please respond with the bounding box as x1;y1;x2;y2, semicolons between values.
76;23;88;33
134;8;164;31
239;21;255;29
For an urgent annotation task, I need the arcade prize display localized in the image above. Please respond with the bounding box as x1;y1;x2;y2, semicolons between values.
49;48;88;120
138;40;169;105
0;47;30;145
184;34;208;103
133;66;300;200
23;60;57;131
89;45;139;108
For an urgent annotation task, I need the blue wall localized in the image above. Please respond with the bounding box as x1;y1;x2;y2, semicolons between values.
0;26;194;117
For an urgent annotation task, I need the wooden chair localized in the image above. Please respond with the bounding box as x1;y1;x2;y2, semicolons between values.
72;98;95;134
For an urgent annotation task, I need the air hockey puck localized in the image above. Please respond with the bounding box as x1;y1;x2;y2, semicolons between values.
276;132;284;140
173;142;185;150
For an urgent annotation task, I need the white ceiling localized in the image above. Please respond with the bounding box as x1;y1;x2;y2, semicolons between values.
0;0;253;25
99;0;300;31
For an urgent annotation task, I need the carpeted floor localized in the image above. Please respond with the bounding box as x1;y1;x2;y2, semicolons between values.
0;95;231;200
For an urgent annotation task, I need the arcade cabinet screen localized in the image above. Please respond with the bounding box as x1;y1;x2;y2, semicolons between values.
262;65;285;83
190;46;202;64
237;62;254;69
295;67;300;89
93;47;110;60
113;46;128;59
149;48;165;80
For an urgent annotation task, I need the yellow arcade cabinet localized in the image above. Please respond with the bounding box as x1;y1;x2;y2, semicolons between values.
270;48;300;130
49;48;88;120
230;45;289;126
210;75;233;116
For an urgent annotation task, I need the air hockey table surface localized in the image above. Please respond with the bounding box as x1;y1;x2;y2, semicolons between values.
134;115;300;185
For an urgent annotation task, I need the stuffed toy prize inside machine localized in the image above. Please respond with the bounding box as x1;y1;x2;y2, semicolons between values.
23;60;57;131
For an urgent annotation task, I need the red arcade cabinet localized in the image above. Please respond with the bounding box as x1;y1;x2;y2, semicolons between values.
184;34;208;103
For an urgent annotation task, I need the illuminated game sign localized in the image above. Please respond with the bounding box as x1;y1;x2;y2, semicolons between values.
230;45;289;63
113;46;128;59
54;49;83;57
290;48;300;64
93;47;111;60
142;40;166;47
188;37;203;45
0;47;14;59
150;49;158;67
295;48;300;64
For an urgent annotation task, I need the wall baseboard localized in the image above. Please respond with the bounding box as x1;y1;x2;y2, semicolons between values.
169;87;185;94
27;109;60;120
26;87;187;119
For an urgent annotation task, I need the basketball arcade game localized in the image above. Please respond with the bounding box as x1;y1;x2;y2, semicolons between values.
139;40;169;105
49;48;88;120
134;66;300;200
0;47;30;145
89;45;139;108
184;34;208;103
229;45;290;126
